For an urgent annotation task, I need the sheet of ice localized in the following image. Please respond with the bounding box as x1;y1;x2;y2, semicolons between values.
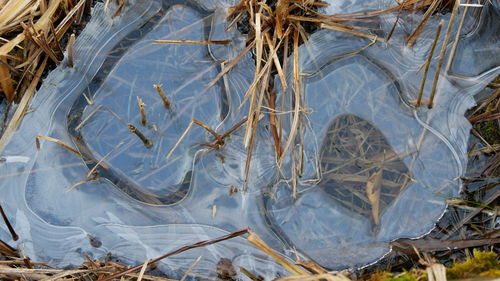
267;0;499;268
322;0;394;14
0;0;498;278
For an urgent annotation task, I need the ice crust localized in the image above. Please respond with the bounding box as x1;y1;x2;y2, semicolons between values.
0;0;498;278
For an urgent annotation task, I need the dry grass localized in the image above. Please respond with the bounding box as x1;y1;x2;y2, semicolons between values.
0;0;93;151
196;0;466;191
0;0;91;101
1;224;497;280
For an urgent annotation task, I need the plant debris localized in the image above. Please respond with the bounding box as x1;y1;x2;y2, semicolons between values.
0;0;93;148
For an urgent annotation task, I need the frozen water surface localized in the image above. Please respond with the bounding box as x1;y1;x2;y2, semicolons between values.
0;0;499;278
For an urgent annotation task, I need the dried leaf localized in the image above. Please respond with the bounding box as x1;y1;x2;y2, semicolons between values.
0;57;14;100
366;169;383;225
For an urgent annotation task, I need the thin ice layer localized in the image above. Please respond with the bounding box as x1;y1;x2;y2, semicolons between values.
265;1;499;269
71;5;223;201
0;0;498;277
267;54;462;268
0;1;288;279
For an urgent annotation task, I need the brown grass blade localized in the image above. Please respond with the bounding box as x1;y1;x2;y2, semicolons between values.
416;19;443;107
205;40;256;90
243;12;264;148
240;266;264;281
469;112;500;124
22;22;60;65
153;84;172;108
0;239;17;257
267;90;282;158
36;134;82;157
264;32;287;89
386;6;403;41
275;273;351;281
429;0;459;109
0;0;62;55
137;96;147;126
406;0;443;47
166;120;194;159
295;260;328;274
392;237;500;253
247;230;308;276
445;0;469;72
49;19;63;56
66;176;97;192
98;228;249;281
320;23;385;42
85;142;117;177
0;56;47;151
279;28;301;166
54;0;87;40
239;32;287;109
289;15;373;30
0;204;18;241
179;256;202;281
440;188;500;239
192;119;222;142
366;169;383;225
327;0;423;19
128;123;153;148
220;116;248;139
154;39;231;45
0;0;32;31
136;259;150;281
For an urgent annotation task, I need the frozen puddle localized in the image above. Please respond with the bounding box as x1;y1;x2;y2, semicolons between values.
0;0;498;279
69;5;224;204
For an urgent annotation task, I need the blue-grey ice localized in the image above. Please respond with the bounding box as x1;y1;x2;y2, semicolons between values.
0;0;498;279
